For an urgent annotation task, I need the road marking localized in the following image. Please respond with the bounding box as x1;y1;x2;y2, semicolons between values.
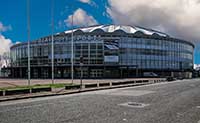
96;90;154;96
196;106;200;109
198;120;200;123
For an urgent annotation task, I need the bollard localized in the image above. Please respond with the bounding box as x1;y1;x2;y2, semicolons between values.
3;90;5;96
81;84;85;89
110;82;112;86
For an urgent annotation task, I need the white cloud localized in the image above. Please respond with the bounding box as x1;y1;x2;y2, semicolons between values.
64;8;98;27
0;22;12;32
79;0;97;6
79;0;91;4
15;41;21;44
107;0;200;43
0;35;12;55
0;21;13;56
194;64;200;70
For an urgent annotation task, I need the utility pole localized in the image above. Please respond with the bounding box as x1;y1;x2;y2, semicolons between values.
27;0;31;86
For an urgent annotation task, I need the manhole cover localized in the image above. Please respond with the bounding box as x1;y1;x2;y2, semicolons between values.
119;102;150;108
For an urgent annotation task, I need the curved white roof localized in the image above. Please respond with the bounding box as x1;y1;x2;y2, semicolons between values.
64;24;169;37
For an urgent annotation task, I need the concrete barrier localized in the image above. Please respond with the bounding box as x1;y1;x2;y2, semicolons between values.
65;85;81;90
84;83;98;88
99;83;110;87
31;87;51;93
112;81;124;86
136;80;143;83
0;90;3;96
5;89;30;96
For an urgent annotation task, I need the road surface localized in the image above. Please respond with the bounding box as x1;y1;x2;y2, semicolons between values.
0;79;200;123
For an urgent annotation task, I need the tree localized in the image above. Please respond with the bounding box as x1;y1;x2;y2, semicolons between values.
0;52;11;68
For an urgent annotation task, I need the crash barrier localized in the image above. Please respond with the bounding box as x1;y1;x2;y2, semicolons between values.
0;78;166;96
65;85;81;90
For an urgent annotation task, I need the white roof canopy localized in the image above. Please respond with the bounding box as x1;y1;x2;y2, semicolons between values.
63;24;169;37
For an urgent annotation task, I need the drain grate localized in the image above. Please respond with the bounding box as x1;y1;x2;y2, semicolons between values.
119;102;150;108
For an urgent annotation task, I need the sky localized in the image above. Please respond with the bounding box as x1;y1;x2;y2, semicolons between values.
0;0;199;64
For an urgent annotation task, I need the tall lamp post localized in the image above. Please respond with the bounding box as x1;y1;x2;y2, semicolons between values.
27;0;31;86
51;0;55;84
71;14;74;84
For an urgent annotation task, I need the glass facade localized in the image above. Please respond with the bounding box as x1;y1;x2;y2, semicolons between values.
10;31;194;78
119;37;193;70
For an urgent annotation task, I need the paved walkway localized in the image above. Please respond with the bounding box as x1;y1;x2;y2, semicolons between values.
0;78;161;88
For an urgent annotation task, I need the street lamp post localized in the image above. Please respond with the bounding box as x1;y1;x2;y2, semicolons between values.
51;0;55;84
27;0;31;86
71;14;74;84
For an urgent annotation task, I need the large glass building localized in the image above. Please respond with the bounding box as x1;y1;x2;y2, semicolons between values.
9;25;194;78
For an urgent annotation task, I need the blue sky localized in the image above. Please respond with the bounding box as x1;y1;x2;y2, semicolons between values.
0;0;199;64
0;0;111;41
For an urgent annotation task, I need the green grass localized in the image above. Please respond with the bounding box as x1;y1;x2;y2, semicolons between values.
0;83;75;91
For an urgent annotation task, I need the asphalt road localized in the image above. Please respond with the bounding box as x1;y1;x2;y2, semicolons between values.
0;79;200;123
